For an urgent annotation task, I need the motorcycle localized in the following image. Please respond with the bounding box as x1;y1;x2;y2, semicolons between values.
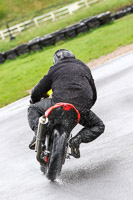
35;102;80;181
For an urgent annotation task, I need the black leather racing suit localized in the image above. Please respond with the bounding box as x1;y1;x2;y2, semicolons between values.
28;57;105;144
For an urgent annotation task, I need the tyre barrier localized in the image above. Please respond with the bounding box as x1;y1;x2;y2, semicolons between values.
0;53;5;63
97;11;112;25
52;29;67;42
15;44;30;55
41;34;56;47
28;37;42;52
4;49;18;60
0;4;133;64
65;25;77;38
81;16;100;29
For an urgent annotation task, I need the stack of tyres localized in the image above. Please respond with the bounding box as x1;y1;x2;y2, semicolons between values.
97;11;112;25
115;10;127;19
40;34;55;47
65;25;77;38
51;29;66;42
122;6;133;14
110;13;117;20
28;37;42;52
4;49;18;60
131;4;133;12
111;4;133;20
74;22;88;34
14;44;29;56
81;16;100;29
0;53;5;63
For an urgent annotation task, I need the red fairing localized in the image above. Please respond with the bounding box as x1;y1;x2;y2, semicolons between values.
45;102;80;124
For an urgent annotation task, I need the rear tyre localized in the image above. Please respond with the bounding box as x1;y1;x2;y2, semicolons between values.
46;129;67;181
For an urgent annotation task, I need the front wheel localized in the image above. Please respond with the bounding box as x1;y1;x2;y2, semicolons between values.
46;129;67;181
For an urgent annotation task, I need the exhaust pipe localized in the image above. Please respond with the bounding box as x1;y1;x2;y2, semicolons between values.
35;115;48;164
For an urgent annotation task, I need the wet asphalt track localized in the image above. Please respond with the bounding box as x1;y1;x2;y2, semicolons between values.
0;52;133;200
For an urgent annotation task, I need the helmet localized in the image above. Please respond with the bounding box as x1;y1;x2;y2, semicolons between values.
53;49;75;64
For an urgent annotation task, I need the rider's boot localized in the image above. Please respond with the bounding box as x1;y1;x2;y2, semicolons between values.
29;127;38;150
69;134;82;158
29;135;36;150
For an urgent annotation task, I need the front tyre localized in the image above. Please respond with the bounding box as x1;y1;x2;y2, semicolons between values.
46;129;67;181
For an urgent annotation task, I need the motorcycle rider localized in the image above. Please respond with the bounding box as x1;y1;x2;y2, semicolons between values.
28;49;105;158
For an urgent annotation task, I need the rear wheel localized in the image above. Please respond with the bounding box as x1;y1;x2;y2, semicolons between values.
46;129;67;181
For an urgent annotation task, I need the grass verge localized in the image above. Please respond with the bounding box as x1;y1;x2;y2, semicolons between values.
0;14;133;107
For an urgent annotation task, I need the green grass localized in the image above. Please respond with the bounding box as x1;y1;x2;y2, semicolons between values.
0;0;77;24
0;0;133;52
0;14;133;107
